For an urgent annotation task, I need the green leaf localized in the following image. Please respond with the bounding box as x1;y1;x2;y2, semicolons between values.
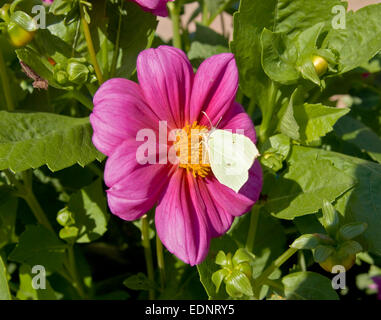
261;28;299;85
334;115;381;164
232;0;345;103
260;134;291;172
197;234;238;299
204;0;234;21
0;256;11;300
323;4;381;73
277;89;302;141
282;271;339;300
16;264;58;300
9;225;67;272
123;273;156;291
319;200;340;237
289;146;381;256
67;179;109;243
188;42;228;65
313;245;335;263
338;222;368;241
291;234;320;250
294;104;350;143
265;159;356;219
49;0;75;16
107;1;157;78
0;111;104;172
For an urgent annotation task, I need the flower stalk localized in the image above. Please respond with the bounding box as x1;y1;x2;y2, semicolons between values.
168;2;182;49
67;245;86;299
253;247;298;298
110;0;124;78
0;48;15;111
156;234;166;290
142;215;155;299
80;3;103;85
246;205;261;253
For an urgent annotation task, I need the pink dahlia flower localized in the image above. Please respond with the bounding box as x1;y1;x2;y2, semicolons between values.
90;45;263;266
130;0;174;17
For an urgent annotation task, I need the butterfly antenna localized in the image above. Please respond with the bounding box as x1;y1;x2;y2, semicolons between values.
201;111;213;129
215;116;223;129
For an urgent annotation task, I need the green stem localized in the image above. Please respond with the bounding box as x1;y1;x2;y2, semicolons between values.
142;215;155;300
247;98;256;118
0;48;15;111
259;81;278;145
156;234;166;290
168;2;182;50
298;250;307;272
67;245;86;299
246;205;261;253
4;170;53;231
202;1;209;25
3;170;87;299
80;4;103;85
19;171;54;232
254;247;298;298
110;0;123;78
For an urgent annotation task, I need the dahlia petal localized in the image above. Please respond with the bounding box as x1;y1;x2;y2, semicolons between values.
196;179;234;237
137;46;194;129
132;0;173;17
90;78;160;156
155;171;210;266
219;102;257;143
205;161;263;217
105;139;171;221
190;53;238;126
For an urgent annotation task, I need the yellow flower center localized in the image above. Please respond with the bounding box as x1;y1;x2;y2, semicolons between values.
174;122;211;178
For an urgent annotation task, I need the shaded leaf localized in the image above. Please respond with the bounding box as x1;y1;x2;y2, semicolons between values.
266;159;356;219
9;225;66;272
0;111;104;172
67;179;109;243
282;271;339;300
289;146;381;256
323;4;381;73
335;115;381;164
123;273;156;291
0;256;11;300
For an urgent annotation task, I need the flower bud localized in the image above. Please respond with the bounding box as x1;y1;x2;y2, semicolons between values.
319;253;356;273
55;70;68;84
312;55;328;77
66;61;89;85
59;226;79;243
7;11;37;47
57;207;75;227
235;262;252;279
224;270;253;298
318;240;362;272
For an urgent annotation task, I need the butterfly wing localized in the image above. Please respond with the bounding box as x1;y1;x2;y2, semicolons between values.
207;130;259;193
